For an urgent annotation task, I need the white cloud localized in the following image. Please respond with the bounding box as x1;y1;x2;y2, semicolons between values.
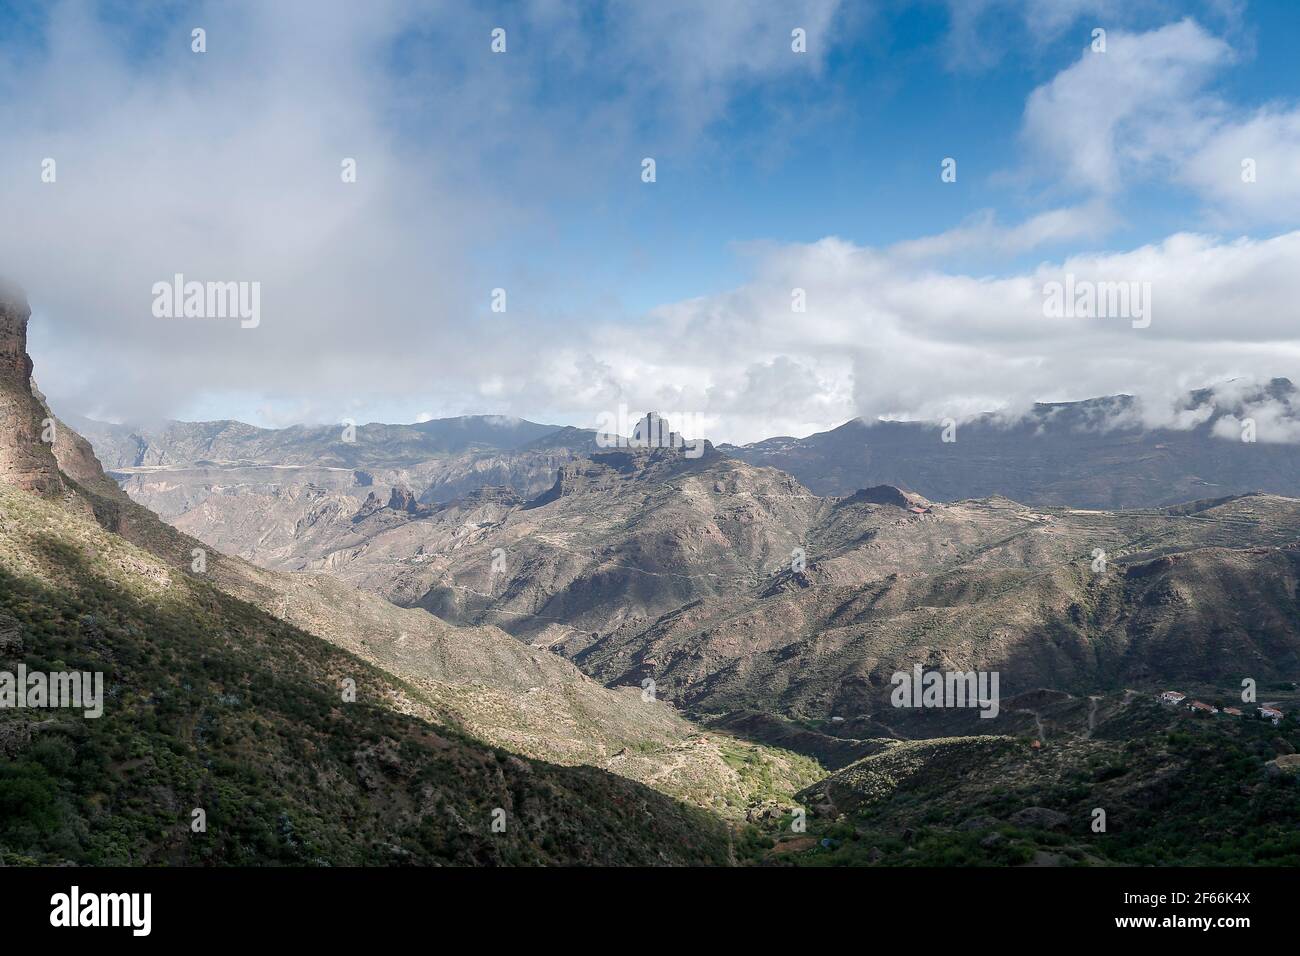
1019;17;1300;226
1180;107;1300;226
886;201;1116;264
941;0;1244;72
535;229;1300;443
1021;19;1232;194
1;0;843;428
6;3;1298;448
1212;406;1300;444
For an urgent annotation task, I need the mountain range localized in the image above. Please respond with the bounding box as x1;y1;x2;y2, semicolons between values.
75;404;1300;727
7;284;1300;866
724;381;1300;510
78;378;1300;526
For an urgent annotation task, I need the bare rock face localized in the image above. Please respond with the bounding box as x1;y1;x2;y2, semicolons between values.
386;485;429;515
0;285;63;494
843;484;931;510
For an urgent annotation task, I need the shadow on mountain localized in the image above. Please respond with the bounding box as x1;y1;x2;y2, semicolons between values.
0;506;732;866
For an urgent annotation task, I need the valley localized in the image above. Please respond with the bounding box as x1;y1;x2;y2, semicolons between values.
8;292;1300;867
93;415;1300;733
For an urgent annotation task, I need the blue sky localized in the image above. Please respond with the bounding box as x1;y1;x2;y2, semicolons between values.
474;0;1289;311
3;0;1300;442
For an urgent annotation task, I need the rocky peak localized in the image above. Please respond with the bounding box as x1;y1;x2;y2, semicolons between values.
631;411;671;447
352;490;385;522
629;411;699;453
387;486;428;514
841;484;930;510
0;284;63;495
351;486;431;522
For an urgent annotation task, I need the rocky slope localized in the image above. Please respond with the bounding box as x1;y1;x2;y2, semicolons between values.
295;443;828;655
55;433;821;814
0;481;733;865
124;419;1300;732
0;290;62;494
0;287;740;865
575;489;1300;721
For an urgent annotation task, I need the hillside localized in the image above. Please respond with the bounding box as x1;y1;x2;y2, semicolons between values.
580;489;1300;720
11;326;817;818
0;287;806;863
54;428;821;814
755;693;1300;866
0;478;732;865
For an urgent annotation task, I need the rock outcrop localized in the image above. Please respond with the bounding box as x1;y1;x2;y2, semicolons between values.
387;485;428;515
0;284;63;494
841;484;931;510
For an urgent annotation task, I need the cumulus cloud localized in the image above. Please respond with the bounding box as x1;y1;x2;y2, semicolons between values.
544;230;1300;443
1021;19;1232;194
4;3;1298;447
1020;17;1300;225
1180;107;1300;226
0;0;842;429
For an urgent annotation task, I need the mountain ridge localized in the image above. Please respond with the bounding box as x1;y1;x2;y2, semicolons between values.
73;374;1300;520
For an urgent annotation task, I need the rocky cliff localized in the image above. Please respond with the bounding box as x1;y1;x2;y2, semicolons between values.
0;284;63;494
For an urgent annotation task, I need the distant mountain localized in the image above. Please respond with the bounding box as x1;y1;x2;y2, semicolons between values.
75;414;568;468
80;379;1300;526
722;381;1300;510
73;414;603;535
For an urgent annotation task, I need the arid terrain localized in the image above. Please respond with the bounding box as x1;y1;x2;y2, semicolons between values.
86;412;1300;726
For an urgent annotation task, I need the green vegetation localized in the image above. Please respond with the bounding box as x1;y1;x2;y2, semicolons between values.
0;485;731;865
741;698;1300;867
715;739;824;810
